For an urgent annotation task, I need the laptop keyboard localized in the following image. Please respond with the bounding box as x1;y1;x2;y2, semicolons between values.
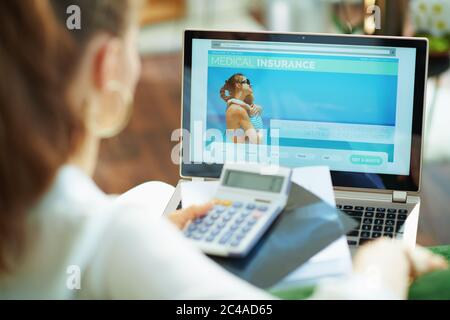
178;200;408;247
337;204;408;246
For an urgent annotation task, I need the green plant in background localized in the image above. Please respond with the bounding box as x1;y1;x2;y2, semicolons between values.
331;1;365;34
332;12;364;34
411;0;450;54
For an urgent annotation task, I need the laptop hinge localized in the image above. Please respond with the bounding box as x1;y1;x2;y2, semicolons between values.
392;191;407;203
192;177;205;182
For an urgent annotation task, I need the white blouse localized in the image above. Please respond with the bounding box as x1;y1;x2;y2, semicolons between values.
0;165;398;299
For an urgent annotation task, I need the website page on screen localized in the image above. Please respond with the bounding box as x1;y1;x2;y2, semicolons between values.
189;38;416;176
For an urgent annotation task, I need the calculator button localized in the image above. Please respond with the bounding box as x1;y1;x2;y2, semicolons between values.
222;216;231;222
193;218;203;225
217;222;226;229
252;211;263;219
387;208;397;213
398;214;407;220
257;205;268;211
398;209;408;214
373;225;382;232
229;224;239;231
215;206;225;213
365;207;375;211
222;200;232;206
387;213;396;220
206;236;215;242
355;206;364;211
214;199;231;206
211;212;220;219
227;209;237;215
247;218;258;226
240;211;251;217
364;211;374;218
205;220;214;227
210;229;220;236
246;203;256;210
188;224;197;231
235;217;245;224
232;202;243;208
362;224;372;231
199;227;209;233
219;233;233;244
241;225;252;233
193;234;203;240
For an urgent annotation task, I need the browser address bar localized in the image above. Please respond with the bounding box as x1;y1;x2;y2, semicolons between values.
216;42;393;56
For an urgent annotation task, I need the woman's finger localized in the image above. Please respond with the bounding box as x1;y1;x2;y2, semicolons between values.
406;245;448;276
182;202;214;221
168;202;214;229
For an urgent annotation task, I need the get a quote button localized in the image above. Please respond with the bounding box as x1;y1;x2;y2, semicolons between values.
350;155;383;166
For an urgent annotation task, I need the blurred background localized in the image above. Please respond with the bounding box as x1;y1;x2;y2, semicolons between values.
93;0;450;246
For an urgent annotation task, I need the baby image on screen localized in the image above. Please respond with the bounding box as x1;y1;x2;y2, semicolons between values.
204;47;402;172
219;73;264;144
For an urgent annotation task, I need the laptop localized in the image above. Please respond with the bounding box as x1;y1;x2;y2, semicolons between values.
164;29;428;250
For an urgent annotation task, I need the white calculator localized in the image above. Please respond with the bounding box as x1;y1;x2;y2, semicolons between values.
183;163;292;257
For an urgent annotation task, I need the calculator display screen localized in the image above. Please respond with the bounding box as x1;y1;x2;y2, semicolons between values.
223;170;284;193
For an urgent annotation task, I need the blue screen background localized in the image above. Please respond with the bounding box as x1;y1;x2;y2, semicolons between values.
206;67;398;132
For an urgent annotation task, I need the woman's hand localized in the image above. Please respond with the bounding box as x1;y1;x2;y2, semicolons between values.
353;238;448;298
167;202;214;230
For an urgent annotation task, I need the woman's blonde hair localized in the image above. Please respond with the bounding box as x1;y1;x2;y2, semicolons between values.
220;73;245;102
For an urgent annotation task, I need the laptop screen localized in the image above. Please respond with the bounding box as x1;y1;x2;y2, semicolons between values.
182;31;427;191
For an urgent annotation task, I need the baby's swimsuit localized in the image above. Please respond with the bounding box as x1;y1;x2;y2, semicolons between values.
227;98;263;129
